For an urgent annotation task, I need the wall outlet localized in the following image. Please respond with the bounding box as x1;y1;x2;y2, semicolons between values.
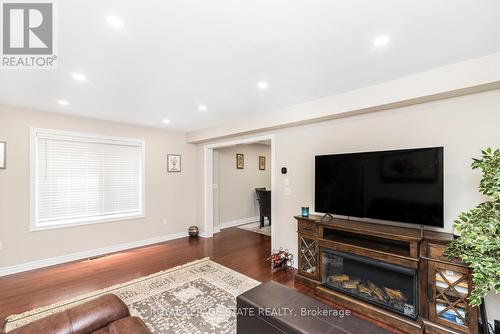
162;218;168;225
0;241;3;251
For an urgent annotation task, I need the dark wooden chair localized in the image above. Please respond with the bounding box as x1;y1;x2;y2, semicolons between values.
255;188;271;228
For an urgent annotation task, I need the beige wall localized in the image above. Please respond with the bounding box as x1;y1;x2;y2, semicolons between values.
0;105;197;267
195;89;500;320
214;144;271;227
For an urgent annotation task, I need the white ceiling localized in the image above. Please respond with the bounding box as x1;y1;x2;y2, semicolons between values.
1;0;500;132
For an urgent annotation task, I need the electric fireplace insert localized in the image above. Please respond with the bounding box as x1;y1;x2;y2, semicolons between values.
322;248;418;319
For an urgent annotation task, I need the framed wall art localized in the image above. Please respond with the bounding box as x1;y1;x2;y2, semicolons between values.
167;154;181;172
259;156;266;170
236;153;244;169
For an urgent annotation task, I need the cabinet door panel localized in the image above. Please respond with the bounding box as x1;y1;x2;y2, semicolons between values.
428;261;477;333
298;235;318;279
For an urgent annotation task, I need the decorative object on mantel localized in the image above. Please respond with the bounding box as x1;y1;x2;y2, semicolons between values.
0;141;5;169
445;147;500;307
167;154;181;172
236;153;244;169
259;156;266;170
267;248;294;270
301;206;310;217
188;225;199;237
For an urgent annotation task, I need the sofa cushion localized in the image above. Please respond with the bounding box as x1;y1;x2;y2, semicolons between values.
108;317;151;334
6;294;135;334
68;295;130;334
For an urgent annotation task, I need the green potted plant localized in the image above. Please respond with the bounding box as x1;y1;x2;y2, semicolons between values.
445;148;500;306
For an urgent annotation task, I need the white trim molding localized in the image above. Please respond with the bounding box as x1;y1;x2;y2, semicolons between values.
219;216;259;230
203;134;277;250
0;231;188;277
197;230;211;238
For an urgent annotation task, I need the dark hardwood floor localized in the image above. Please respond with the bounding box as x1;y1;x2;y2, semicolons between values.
0;227;399;333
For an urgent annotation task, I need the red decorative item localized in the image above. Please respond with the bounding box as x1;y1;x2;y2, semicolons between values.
267;248;294;270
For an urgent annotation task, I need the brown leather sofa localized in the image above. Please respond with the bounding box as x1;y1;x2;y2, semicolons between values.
2;294;151;334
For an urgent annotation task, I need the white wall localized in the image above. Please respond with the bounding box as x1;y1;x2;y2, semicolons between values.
0;105;197;268
196;88;500;321
215;144;271;227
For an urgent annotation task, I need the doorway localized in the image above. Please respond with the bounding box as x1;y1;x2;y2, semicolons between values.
203;135;276;249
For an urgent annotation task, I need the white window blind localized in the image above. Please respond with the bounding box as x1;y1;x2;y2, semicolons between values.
31;129;144;230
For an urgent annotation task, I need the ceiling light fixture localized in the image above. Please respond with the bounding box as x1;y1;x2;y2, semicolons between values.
162;118;171;124
198;105;207;112
373;35;390;47
72;73;87;81
257;82;269;90
106;15;125;29
57;99;69;106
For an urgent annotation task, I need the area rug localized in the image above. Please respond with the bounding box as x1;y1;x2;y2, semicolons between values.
237;222;271;236
5;258;260;333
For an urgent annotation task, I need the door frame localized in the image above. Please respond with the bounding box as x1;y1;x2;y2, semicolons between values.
203;134;276;249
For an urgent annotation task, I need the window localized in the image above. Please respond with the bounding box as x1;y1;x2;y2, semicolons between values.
30;128;145;230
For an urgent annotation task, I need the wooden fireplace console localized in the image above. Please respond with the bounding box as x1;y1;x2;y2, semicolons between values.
294;215;478;334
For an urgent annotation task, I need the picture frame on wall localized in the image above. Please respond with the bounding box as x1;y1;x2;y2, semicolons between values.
167;154;181;172
0;142;5;169
236;153;244;169
259;156;266;170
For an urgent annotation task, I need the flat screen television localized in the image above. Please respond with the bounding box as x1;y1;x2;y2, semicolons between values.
315;147;444;227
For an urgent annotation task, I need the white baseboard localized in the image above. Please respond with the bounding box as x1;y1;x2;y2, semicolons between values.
220;216;260;230
0;231;189;277
198;230;211;238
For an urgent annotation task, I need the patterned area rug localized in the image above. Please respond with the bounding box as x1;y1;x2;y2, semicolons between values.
237;222;271;236
5;258;260;333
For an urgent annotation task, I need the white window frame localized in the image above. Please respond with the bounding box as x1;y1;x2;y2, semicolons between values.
29;128;146;231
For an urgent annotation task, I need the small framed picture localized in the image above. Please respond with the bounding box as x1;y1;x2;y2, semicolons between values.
0;142;5;169
167;154;181;172
236;153;244;169
259;156;266;170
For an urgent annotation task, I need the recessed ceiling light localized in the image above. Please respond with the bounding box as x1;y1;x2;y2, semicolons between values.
198;105;207;112
106;15;124;29
373;35;390;47
57;99;69;106
72;73;86;81
162;118;171;124
257;82;269;90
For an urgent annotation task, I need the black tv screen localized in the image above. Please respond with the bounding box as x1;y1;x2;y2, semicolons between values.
315;147;444;227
